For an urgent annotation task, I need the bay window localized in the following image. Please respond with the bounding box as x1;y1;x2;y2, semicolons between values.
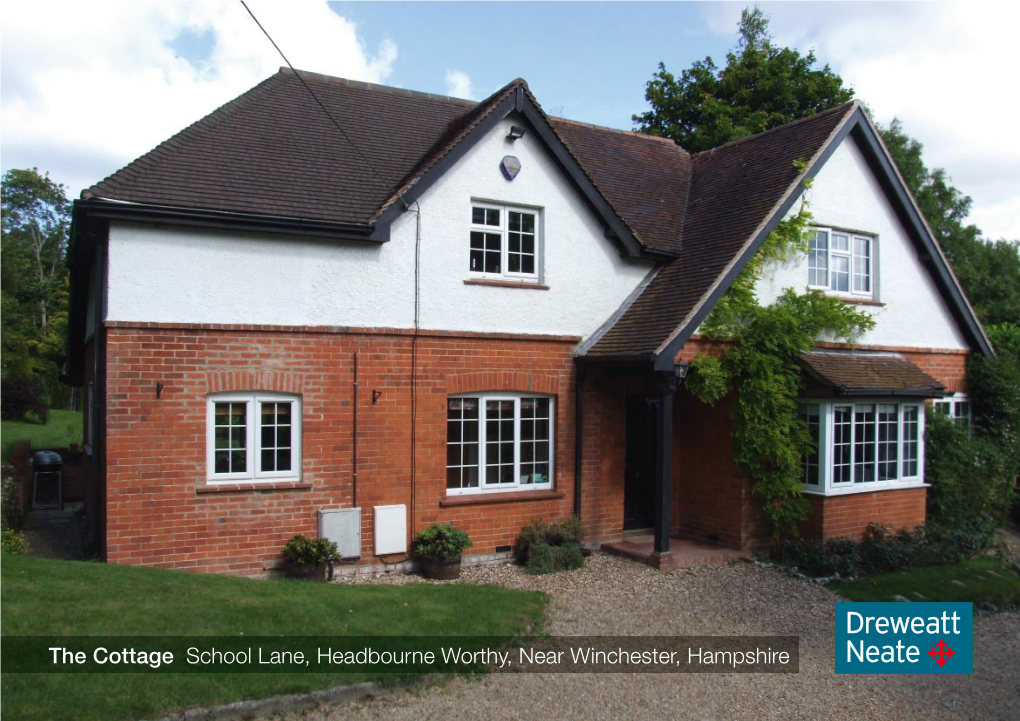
801;400;924;494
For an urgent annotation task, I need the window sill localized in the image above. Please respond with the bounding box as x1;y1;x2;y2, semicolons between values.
464;279;549;290
440;489;564;507
836;296;885;307
197;481;312;494
802;482;928;497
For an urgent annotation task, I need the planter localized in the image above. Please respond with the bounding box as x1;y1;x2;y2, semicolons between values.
283;561;329;582
420;555;463;580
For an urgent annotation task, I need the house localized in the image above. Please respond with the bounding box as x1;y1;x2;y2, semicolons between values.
66;69;992;575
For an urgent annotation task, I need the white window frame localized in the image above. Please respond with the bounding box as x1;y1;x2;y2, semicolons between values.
933;392;971;430
468;202;541;281
807;227;875;298
206;393;302;483
801;399;925;496
446;392;554;496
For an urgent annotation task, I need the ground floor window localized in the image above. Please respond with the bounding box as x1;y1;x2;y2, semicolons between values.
447;394;553;494
206;393;301;482
933;392;971;430
800;399;924;494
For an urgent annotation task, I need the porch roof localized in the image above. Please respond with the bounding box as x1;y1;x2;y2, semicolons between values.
799;350;947;398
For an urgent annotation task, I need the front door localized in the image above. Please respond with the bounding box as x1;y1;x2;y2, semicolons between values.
623;395;656;530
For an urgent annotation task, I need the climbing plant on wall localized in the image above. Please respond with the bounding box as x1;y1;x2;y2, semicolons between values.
685;174;875;541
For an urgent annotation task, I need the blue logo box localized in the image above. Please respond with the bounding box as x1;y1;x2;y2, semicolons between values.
835;602;972;674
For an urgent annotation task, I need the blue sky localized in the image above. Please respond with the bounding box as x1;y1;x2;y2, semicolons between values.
2;1;1017;238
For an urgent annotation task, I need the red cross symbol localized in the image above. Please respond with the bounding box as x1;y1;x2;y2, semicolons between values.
928;639;955;668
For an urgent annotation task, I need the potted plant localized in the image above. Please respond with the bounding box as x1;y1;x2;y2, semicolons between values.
281;534;340;582
411;522;473;580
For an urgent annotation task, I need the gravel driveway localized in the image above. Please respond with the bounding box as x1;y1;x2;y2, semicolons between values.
285;555;1019;721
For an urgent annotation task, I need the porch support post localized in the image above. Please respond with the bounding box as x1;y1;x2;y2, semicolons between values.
652;371;679;561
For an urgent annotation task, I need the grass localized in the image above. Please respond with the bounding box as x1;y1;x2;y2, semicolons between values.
830;556;1020;605
1;555;546;721
1;409;83;462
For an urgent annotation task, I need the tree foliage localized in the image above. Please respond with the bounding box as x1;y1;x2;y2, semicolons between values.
1;168;72;415
634;6;854;152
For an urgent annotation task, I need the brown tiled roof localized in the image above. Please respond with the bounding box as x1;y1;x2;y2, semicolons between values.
586;102;857;359
799;351;946;396
87;68;474;225
85;68;687;255
550;119;689;255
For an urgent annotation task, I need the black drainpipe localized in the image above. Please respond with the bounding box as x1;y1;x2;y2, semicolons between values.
352;351;359;509
573;362;586;518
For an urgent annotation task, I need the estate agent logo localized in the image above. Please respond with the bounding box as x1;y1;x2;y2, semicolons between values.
835;602;973;674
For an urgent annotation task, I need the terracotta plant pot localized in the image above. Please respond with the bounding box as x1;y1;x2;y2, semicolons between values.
420;556;463;580
283;561;329;582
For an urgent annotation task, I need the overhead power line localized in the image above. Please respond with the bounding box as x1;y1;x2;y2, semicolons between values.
239;0;391;196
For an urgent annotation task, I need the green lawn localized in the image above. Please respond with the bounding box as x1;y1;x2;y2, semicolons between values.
831;557;1020;605
1;555;545;721
2;409;83;462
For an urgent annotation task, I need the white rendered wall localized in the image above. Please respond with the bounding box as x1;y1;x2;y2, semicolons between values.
105;117;653;340
756;136;969;350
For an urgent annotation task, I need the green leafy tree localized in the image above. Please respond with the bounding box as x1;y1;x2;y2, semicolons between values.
1;168;72;413
634;6;854;152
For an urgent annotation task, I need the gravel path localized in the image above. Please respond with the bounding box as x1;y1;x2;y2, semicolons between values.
283;555;1019;721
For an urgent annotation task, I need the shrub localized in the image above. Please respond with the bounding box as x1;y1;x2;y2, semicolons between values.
0;373;49;423
516;517;586;575
778;519;997;580
281;535;340;565
516;520;548;566
410;523;472;560
1;466;23;531
525;542;556;575
1;528;28;556
545;516;585;546
924;412;1013;527
780;536;861;577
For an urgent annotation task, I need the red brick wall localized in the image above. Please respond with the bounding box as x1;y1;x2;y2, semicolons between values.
802;487;927;541
102;323;578;575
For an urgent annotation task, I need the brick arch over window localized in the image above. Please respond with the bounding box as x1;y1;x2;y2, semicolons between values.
206;370;305;395
446;372;560;396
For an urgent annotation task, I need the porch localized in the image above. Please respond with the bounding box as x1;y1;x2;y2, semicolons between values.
601;533;747;569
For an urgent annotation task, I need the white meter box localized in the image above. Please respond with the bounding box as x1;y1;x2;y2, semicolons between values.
373;504;407;555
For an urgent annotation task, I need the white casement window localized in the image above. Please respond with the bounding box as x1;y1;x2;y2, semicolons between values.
206;393;301;483
447;394;553;494
807;228;874;296
933;393;971;430
801;400;924;495
469;203;540;280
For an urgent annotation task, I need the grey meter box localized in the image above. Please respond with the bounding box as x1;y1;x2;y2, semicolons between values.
318;508;361;559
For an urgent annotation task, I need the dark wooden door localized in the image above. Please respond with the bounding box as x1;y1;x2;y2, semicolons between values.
624;395;656;530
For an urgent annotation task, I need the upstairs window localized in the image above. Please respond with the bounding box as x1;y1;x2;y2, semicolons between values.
206;393;301;483
469;203;539;280
808;228;873;296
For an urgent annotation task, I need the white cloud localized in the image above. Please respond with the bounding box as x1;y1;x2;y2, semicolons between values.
700;2;1020;240
444;70;475;100
0;0;397;198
